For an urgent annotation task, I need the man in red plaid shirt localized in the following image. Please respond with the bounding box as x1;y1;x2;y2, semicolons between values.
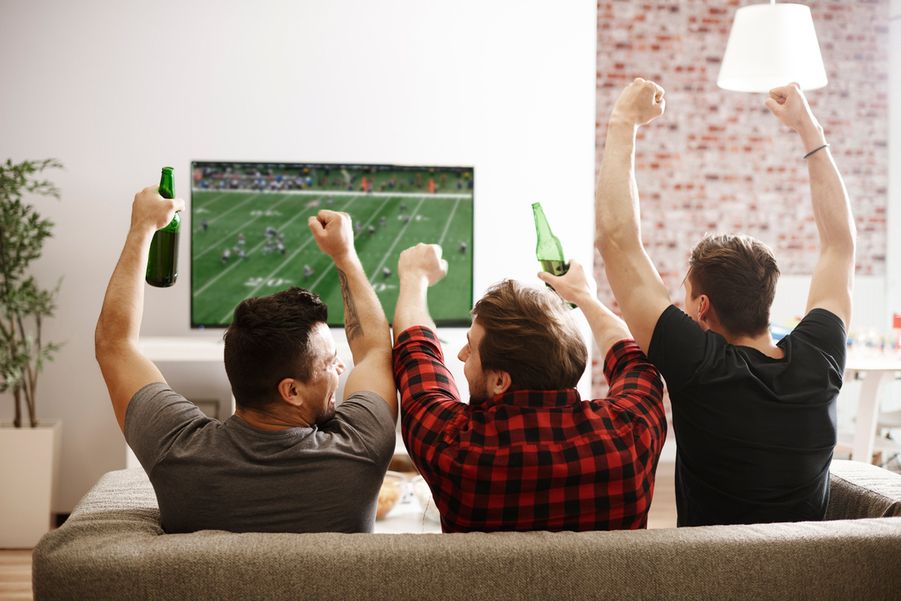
392;244;666;532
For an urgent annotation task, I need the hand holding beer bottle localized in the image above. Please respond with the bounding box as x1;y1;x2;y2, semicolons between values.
146;167;181;287
537;259;595;308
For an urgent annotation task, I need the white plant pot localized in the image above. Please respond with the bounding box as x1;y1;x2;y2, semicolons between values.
0;420;62;548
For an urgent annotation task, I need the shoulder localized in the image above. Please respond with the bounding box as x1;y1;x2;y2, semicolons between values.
328;390;396;452
321;391;397;461
123;383;211;473
647;305;730;394
648;304;724;362
785;307;847;367
124;383;197;428
335;390;394;426
393;325;443;355
794;307;847;334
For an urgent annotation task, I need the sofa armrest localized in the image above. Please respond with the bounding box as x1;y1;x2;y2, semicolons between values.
826;460;901;520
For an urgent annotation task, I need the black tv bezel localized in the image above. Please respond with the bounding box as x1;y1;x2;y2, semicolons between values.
189;160;475;329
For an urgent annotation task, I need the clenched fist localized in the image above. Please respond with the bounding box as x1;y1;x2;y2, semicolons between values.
131;186;184;234
764;83;826;150
398;243;448;286
610;78;666;127
308;210;356;263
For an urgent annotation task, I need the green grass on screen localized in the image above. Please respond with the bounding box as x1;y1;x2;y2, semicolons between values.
191;190;473;327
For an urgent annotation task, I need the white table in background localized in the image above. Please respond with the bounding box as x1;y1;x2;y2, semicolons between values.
844;351;901;462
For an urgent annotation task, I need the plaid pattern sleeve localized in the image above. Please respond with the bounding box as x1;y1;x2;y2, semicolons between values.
392;326;468;471
603;339;667;444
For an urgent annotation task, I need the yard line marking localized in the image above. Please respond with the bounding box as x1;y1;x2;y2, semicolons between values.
194;193;294;259
193;200;321;298
437;198;462;247
193;188;472;200
215;197;360;322
191;191;231;218
205;192;263;225
367;197;427;281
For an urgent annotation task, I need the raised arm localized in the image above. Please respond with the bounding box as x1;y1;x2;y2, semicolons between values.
537;258;631;356
765;84;856;327
393;243;448;339
596;78;672;353
308;210;396;417
95;186;184;433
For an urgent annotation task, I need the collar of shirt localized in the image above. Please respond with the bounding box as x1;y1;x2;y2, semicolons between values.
474;388;582;410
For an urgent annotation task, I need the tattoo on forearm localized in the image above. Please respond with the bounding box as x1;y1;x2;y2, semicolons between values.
337;269;363;342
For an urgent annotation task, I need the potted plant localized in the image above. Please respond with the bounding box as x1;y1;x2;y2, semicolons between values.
0;158;64;548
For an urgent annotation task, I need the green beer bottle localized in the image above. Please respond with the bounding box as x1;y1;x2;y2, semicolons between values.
146;167;180;287
533;202;569;276
532;202;574;308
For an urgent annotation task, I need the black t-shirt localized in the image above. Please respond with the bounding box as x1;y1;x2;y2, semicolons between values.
649;305;845;527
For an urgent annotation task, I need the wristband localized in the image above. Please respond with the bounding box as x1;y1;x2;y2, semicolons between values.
803;143;829;159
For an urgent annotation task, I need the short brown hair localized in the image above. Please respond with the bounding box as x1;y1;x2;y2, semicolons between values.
471;280;587;390
223;287;328;410
688;234;780;337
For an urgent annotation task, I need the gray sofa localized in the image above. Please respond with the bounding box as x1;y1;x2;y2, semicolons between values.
34;460;901;601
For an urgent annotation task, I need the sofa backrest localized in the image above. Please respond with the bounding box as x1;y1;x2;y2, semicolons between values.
32;464;901;601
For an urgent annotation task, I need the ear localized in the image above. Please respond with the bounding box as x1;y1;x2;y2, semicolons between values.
487;370;512;396
276;377;304;408
696;294;711;323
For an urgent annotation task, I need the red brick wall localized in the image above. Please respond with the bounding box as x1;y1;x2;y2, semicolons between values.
592;0;889;394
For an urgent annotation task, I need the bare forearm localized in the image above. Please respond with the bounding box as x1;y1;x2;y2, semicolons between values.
801;127;856;252
334;255;391;363
394;274;435;339
575;293;631;356
95;227;153;352
596;121;643;253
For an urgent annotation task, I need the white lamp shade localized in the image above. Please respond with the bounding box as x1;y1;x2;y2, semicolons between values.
717;3;828;93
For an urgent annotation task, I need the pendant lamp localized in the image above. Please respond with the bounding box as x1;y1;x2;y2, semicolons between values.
717;0;828;92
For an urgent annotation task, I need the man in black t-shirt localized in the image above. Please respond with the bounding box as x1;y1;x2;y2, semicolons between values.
594;79;855;526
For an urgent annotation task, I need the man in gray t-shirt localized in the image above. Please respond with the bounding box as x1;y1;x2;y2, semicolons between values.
96;187;397;533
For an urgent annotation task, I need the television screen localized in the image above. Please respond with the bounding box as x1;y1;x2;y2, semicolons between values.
190;161;474;328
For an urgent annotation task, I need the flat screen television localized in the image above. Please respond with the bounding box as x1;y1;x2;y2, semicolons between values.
190;161;474;328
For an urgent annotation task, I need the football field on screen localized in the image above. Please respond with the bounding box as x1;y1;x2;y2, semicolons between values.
191;189;474;327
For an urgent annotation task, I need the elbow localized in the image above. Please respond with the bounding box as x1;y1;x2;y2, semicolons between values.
93;318;119;366
824;226;857;257
94;321;106;363
352;343;394;368
595;231;638;260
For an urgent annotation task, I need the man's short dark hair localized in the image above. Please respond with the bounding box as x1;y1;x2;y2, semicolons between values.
688;234;780;337
223;287;328;410
471;280;587;390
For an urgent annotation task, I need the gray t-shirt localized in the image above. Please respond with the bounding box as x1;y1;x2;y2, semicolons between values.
124;382;396;534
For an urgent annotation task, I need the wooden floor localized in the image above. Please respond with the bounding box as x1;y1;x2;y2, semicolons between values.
2;462;678;600
0;550;32;601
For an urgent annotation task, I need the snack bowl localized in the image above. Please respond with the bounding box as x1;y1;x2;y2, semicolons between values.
376;471;406;520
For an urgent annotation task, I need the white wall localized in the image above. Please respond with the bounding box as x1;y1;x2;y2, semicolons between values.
889;0;901;322
0;0;598;511
771;276;886;333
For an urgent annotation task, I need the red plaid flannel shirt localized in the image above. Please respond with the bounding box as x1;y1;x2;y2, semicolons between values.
393;325;666;533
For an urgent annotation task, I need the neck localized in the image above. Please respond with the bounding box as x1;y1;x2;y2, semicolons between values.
724;331;784;359
234;405;311;430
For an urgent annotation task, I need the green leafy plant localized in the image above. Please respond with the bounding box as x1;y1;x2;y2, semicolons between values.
0;158;63;428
